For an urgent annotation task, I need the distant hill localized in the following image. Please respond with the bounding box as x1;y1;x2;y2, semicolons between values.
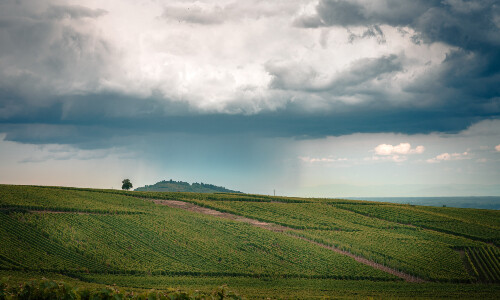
135;179;242;193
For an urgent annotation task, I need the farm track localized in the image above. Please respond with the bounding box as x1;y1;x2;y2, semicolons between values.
149;198;426;283
150;199;289;231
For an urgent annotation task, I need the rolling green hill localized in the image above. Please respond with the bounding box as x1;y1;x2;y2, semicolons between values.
1;184;499;298
135;180;242;193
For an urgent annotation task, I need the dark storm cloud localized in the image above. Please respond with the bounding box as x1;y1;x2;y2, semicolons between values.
287;0;500;139
295;0;500;52
347;25;386;43
322;54;402;92
294;0;435;28
290;0;500;129
267;54;402;93
0;0;499;149
0;89;488;149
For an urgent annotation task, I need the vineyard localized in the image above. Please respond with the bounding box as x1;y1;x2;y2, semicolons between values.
333;203;500;245
1;184;500;298
167;199;493;282
464;247;500;283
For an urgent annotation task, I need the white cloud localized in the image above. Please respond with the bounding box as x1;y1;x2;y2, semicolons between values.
414;145;425;154
299;156;348;163
369;143;424;163
426;151;471;163
374;143;425;155
160;1;298;25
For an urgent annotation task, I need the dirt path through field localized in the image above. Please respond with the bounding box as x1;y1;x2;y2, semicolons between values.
150;198;426;283
292;235;425;283
151;199;289;231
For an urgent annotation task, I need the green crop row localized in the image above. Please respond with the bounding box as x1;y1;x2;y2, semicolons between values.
0;201;395;280
0;213;106;272
465;247;500;283
171;198;487;282
187;200;418;231
333;204;500;245
0;185;153;214
289;229;473;282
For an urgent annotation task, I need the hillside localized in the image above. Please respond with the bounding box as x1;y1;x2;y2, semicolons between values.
135;180;242;193
1;184;500;298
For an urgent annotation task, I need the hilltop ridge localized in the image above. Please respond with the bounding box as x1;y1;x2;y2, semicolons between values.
135;179;242;193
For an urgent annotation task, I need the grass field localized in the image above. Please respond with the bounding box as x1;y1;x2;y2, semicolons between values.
1;184;500;298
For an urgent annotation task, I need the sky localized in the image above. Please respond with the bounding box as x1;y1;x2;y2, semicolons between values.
1;0;499;197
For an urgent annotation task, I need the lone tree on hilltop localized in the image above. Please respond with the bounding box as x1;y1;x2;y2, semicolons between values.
122;179;133;190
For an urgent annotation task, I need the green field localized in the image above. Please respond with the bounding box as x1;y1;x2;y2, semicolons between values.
1;185;500;298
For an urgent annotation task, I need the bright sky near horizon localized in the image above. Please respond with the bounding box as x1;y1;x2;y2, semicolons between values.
1;0;499;196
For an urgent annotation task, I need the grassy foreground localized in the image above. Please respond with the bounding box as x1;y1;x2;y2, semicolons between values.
1;184;500;298
2;271;500;299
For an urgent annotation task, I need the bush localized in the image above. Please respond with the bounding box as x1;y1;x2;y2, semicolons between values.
0;278;242;300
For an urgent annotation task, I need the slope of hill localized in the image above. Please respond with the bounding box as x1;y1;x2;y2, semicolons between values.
1;184;499;298
135;180;242;193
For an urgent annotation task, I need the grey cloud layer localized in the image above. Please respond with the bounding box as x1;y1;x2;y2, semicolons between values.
0;0;499;148
0;1;112;105
268;54;402;93
294;0;435;28
290;0;500;121
295;0;500;54
45;5;108;20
